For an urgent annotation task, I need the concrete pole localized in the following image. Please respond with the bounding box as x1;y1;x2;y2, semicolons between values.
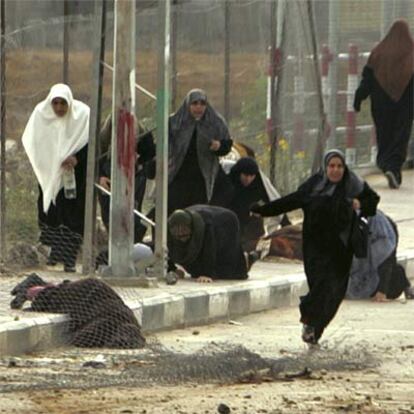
0;0;6;263
106;0;136;278
171;1;178;110
327;0;339;150
82;0;106;275
153;0;171;281
224;0;230;122
63;0;70;84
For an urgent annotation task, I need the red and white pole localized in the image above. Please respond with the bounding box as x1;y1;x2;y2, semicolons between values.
321;44;333;143
266;47;282;144
346;43;358;166
370;126;377;165
321;44;332;113
292;70;305;154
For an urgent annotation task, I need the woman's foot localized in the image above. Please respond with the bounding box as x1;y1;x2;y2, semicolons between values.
301;324;318;345
46;258;58;266
64;265;76;273
404;286;414;300
385;171;400;189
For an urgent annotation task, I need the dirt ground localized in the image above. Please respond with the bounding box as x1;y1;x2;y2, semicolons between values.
1;300;414;414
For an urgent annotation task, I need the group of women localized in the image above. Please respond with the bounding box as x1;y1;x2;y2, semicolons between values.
21;18;414;346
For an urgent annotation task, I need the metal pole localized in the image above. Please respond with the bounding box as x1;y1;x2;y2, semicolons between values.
327;0;339;149
308;0;327;174
0;0;6;264
105;0;136;278
154;0;171;281
224;0;230;121
268;0;277;184
171;0;178;109
82;0;106;275
63;0;70;83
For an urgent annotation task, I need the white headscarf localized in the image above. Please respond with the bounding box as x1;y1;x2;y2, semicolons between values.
22;84;90;212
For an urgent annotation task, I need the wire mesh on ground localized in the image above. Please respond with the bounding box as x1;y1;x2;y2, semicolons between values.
0;341;378;393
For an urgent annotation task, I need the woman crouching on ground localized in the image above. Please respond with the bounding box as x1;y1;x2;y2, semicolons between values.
251;149;380;345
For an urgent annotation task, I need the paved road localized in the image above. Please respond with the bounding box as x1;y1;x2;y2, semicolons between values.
1;298;414;413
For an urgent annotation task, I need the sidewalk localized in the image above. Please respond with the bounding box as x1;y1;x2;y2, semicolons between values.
1;169;414;356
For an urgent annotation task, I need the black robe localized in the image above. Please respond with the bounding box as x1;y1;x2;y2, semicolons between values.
168;205;248;280
228;172;270;251
251;173;379;341
38;143;88;267
98;131;155;243
354;66;414;179
168;128;233;214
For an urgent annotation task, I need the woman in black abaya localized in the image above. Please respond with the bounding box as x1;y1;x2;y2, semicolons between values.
251;150;380;345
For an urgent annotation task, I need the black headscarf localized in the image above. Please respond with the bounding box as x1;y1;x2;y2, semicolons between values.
168;208;206;266
230;157;259;177
168;89;231;201
311;149;364;199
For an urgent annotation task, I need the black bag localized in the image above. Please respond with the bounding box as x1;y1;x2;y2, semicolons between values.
351;214;369;258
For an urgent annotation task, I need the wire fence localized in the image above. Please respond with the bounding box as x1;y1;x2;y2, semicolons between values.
0;0;413;279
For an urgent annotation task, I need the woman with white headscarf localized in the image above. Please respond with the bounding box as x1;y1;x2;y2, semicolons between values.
251;150;380;346
22;84;90;272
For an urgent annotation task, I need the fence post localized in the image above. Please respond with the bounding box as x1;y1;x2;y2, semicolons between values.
82;0;106;275
327;0;339;149
63;0;70;83
153;0;171;282
345;44;358;166
104;0;136;279
224;0;230;122
320;44;332;115
370;127;377;165
292;66;304;154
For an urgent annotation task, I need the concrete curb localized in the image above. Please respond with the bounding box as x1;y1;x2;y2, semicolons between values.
1;252;414;356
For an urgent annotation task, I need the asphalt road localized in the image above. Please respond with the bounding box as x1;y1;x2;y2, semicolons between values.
1;298;414;414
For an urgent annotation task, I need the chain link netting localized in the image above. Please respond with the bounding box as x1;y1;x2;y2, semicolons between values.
0;340;378;393
0;1;414;365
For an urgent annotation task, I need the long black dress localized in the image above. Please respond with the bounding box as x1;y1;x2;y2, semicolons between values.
38;144;88;268
251;173;379;341
168;128;233;214
354;66;414;183
228;172;270;251
168;205;248;280
98;130;155;243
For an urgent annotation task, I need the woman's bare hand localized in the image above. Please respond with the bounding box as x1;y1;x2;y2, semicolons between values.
196;276;213;283
99;176;111;191
61;155;78;171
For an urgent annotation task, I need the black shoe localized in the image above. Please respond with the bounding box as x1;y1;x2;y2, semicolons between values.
10;273;46;296
64;265;76;273
385;171;400;189
302;324;317;345
404;286;414;300
246;251;260;271
46;258;58;266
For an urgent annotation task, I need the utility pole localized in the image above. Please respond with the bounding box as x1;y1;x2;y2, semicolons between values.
154;0;171;282
104;0;136;279
82;0;106;275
